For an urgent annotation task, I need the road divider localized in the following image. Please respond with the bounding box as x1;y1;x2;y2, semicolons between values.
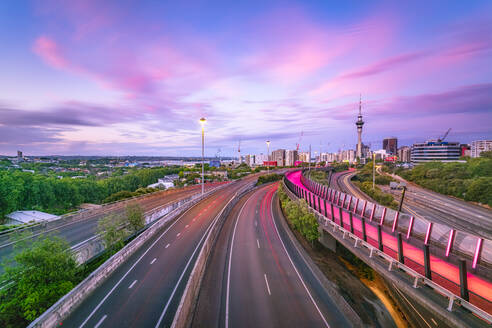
171;183;255;328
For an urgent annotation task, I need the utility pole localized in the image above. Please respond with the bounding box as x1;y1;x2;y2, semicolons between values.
266;140;270;174
398;185;407;212
372;152;376;190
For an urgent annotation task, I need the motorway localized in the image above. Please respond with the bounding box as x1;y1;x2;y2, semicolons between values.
192;182;350;328
381;168;492;240
60;176;256;328
0;183;222;269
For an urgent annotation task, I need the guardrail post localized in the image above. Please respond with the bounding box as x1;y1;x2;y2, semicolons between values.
353;198;359;214
324;199;328;217
339;207;343;228
317;196;321;212
424;244;431;279
459;259;469;301
330;203;335;221
377;224;383;251
397;233;404;264
361;217;367;242
349;212;354;234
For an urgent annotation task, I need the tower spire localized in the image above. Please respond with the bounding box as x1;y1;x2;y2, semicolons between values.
359;94;362;116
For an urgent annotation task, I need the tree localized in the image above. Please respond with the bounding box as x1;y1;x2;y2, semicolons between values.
126;203;145;233
97;214;127;252
0;236;78;327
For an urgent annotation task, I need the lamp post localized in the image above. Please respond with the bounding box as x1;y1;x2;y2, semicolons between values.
266;140;270;173
372;152;376;190
199;117;206;196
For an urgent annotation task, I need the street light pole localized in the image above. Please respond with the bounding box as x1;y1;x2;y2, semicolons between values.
372;152;376;190
266;140;270;174
200;118;206;196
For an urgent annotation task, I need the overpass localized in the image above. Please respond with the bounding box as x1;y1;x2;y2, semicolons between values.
284;169;492;326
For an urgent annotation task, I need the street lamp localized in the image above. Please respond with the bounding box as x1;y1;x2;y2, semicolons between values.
266;140;271;173
199;117;206;196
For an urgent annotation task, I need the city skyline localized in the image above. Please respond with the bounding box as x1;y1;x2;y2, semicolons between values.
1;1;492;156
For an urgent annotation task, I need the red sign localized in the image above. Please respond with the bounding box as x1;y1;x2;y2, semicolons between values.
384;156;397;162
263;161;277;166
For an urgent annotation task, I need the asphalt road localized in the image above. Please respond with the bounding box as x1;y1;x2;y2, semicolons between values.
192;182;350;328
61;177;256;328
0;183;220;269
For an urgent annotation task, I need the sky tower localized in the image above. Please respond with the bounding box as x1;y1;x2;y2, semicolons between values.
355;95;364;159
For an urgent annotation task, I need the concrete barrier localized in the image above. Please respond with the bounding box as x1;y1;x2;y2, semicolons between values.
27;184;227;328
171;183;255;328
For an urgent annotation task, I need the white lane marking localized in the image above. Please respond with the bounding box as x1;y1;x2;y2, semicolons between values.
264;274;271;295
94;315;107;328
155;193;237;328
254;220;257;227
393;284;432;328
226;195;254;328
128;280;137;289
185;224;189;228
165;243;170;248
177;232;181;237
257;239;260;249
150;258;157;265
77;198;199;328
193;218;196;222
431;318;437;326
270;195;330;328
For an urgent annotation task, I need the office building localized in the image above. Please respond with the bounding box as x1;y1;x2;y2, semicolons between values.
298;152;310;163
383;137;398;155
285;150;298;166
397;146;411;162
272;149;286;166
411;141;461;163
471;140;492;158
255;153;268;166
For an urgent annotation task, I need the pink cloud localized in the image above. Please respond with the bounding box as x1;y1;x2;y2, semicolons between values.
33;36;69;69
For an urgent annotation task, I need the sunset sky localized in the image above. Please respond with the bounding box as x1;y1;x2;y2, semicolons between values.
1;0;491;156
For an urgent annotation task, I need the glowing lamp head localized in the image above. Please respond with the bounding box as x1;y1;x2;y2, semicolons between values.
266;140;270;146
199;117;206;126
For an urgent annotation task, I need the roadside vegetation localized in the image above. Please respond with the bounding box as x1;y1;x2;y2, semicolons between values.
0;167;180;222
0;236;78;327
0;203;146;327
308;170;328;185
256;173;282;186
277;184;319;244
395;151;492;207
352;162;399;210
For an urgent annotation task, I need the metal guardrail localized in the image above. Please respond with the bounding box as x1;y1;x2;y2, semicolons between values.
282;178;492;324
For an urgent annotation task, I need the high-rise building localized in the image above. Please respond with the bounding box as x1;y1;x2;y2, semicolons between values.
285;150;298;166
355;95;364;159
298;152;310;163
411;141;461;163
471;140;492;158
383;137;398;155
271;149;286;166
397;146;411;162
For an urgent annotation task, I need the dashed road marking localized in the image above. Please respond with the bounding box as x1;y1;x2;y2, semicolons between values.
128;280;137;289
150;258;156;265
185;224;189;228
264;274;271;295
257;239;260;249
177;232;181;237
165;243;170;248
94;315;107;328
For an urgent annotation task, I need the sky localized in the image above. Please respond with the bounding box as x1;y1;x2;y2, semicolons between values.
0;0;491;156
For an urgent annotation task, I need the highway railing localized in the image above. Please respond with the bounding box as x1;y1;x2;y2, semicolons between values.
284;173;492;324
27;183;228;328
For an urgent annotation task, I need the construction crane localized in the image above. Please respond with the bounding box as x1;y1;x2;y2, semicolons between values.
296;131;303;152
437;128;451;142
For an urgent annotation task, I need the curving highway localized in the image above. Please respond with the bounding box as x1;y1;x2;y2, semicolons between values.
0;183;222;269
192;182;351;327
59;177;256;328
